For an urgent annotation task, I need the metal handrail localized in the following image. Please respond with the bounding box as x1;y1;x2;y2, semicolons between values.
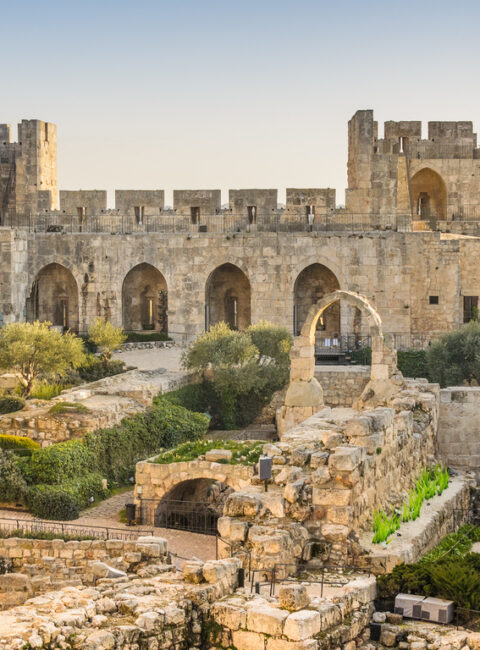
0;516;154;541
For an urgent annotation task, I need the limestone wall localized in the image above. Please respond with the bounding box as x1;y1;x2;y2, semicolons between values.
0;368;193;446
6;228;480;343
438;386;480;477
315;365;370;407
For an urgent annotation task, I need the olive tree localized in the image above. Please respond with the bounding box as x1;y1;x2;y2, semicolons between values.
0;321;86;396
88;317;126;366
426;320;480;387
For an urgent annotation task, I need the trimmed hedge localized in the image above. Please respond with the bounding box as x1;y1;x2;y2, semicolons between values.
125;331;172;342
85;399;210;484
0;451;28;503
0;435;40;457
77;357;127;383
25;439;95;485
48;402;89;415
27;472;109;520
0;396;25;415
349;347;429;379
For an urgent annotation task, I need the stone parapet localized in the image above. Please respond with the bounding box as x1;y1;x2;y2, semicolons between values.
438;386;480;477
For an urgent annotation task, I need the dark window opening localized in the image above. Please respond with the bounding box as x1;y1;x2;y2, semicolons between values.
464;296;478;323
429;296;439;305
191;206;200;224
45;123;49;142
399;136;408;153
134;205;144;224
306;205;315;224
247;205;257;224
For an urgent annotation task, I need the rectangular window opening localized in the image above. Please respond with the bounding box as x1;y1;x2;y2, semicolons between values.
191;206;200;224
134;205;144;224
429;296;439;305
463;296;478;323
247;205;257;224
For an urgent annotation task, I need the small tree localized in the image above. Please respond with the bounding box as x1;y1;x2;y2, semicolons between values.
427;320;480;387
0;321;86;396
88;317;126;367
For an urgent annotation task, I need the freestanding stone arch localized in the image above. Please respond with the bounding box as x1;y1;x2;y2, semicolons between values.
277;290;401;435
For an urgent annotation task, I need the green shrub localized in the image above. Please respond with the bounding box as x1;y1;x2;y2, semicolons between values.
125;331;172;342
84;399;209;484
349;347;372;365
27;473;109;520
427;321;480;387
30;382;68;400
0;396;25;415
48;402;89;415
27;485;80;520
0;435;40;457
349;347;429;379
78;356;127;382
0;528;96;541
154;439;264;465
0;451;28;503
25;439;95;485
160;382;216;414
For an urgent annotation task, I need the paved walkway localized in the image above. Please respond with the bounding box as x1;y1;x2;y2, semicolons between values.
113;346;184;372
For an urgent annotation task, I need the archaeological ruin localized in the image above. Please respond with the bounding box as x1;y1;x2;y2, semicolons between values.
1;110;480;648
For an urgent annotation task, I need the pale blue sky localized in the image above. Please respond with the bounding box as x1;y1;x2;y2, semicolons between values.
2;0;479;206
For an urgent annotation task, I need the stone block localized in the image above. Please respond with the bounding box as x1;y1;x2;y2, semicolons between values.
266;640;317;650
278;584;310;611
247;604;288;635
329;446;366;471
91;562;126;579
205;449;233;462
182;561;204;583
284;609;321;640
211;601;247;630
203;561;226;583
312;487;351;507
232;629;266;650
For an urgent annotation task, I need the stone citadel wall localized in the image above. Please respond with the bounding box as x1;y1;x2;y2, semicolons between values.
2;228;480;343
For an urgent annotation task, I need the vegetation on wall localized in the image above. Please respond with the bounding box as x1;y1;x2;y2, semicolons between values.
154;439;264;466
349;347;429;379
377;525;480;610
372;465;449;544
177;321;292;429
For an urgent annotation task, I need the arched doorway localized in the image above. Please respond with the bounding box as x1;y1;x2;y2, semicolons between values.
410;168;447;221
206;263;251;330
294;263;341;347
154;479;233;535
27;263;79;332
122;263;168;333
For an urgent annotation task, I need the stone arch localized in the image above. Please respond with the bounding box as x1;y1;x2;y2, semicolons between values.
27;263;79;332
278;290;400;435
122;263;168;333
205;263;251;330
410;168;447;221
293;263;341;337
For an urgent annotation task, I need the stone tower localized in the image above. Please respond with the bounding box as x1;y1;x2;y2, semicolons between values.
0;119;58;225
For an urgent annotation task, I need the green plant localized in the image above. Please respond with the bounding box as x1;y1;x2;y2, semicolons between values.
87;317;126;366
25;439;95;485
125;331;172;342
48;402;89;415
0;321;86;396
30;382;68;400
154;439;264;466
372;465;449;543
0;451;28;503
77;356;127;382
0;395;25;414
0;528;96;541
27;473;109;520
427;320;480;387
349;347;429;379
84;399;210;484
0;435;40;457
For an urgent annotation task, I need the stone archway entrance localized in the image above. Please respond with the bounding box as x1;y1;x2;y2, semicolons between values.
122;263;168;333
205;263;251;330
277;290;401;435
411;168;447;222
27;263;79;332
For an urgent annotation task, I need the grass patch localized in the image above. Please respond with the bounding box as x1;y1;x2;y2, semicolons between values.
154;439;265;466
30;382;69;400
48;402;89;415
372;465;450;544
0;528;96;541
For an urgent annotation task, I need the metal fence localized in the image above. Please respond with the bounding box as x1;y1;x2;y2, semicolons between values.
138;498;220;536
3;212;414;235
0;516;152;541
314;333;432;353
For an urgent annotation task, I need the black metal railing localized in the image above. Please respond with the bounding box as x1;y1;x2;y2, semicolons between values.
139;498;220;536
0;516;153;541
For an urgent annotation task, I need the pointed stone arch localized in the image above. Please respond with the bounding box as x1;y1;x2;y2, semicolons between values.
277;290;401;435
27;263;79;332
122;263;168;333
205;263;251;330
410;167;447;221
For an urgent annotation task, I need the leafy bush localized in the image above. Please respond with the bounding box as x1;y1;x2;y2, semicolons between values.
27;473;109;520
25;439;95;485
181;322;292;429
88;317;126;364
77;356;127;382
0;435;40;457
160;382;217;415
30;382;68;400
125;331;171;342
0;396;25;415
27;485;80;520
349;347;429;379
84;399;209;484
0;451;28;503
48;402;89;415
427;320;480;387
154;439;264;466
